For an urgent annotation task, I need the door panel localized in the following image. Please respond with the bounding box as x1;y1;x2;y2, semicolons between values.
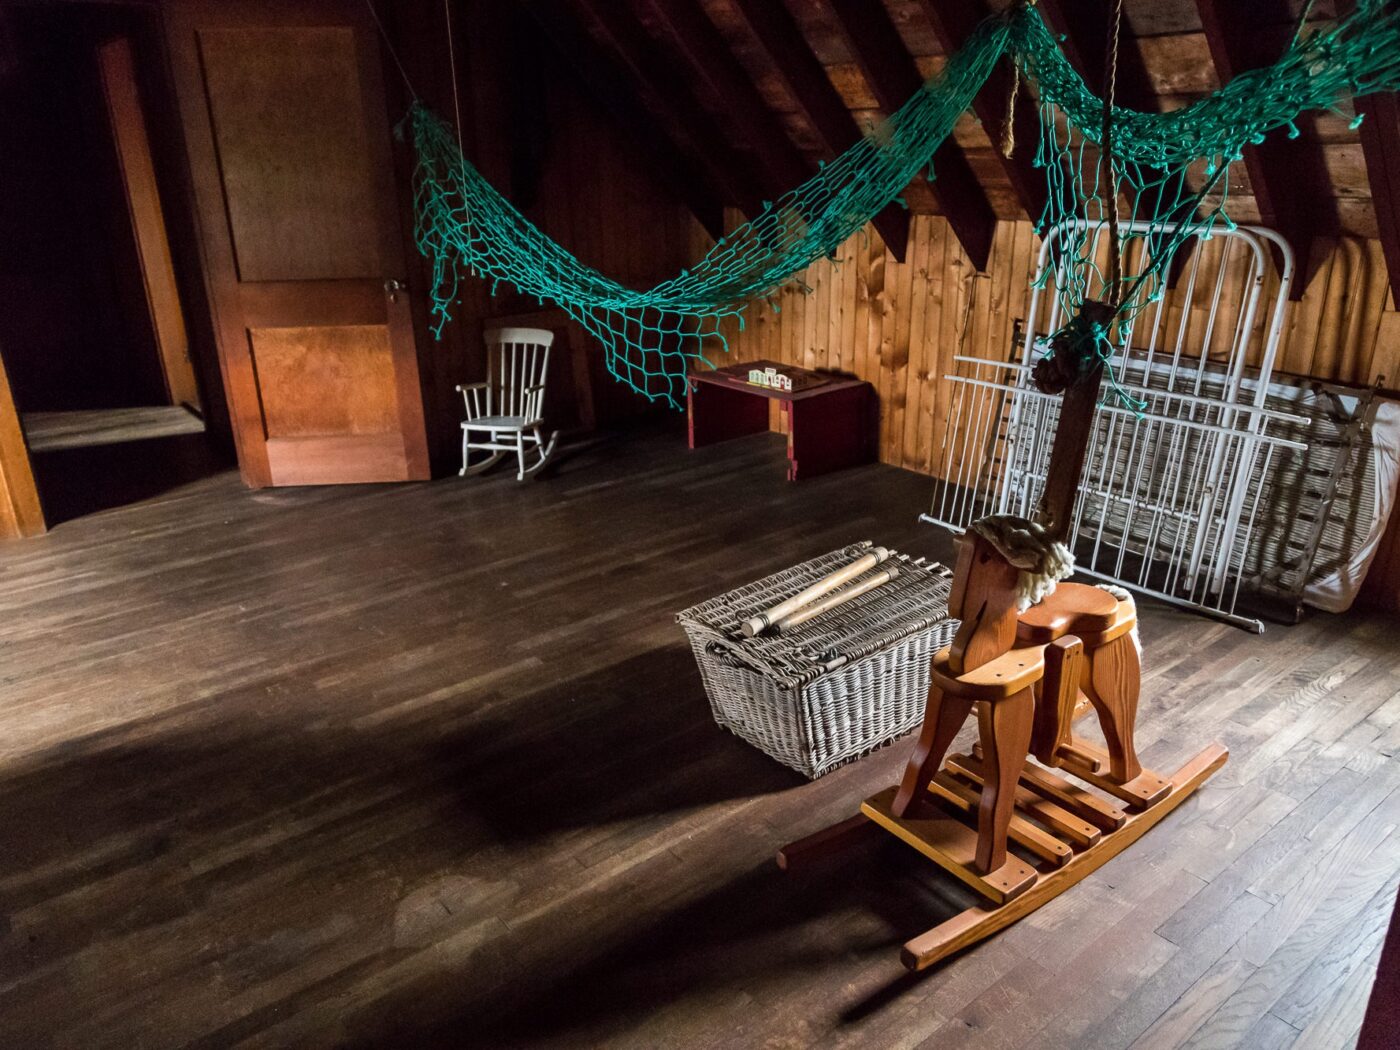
166;0;428;486
198;26;381;283
250;325;398;437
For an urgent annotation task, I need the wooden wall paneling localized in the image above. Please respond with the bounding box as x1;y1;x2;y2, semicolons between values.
1315;238;1362;381
0;346;44;538
852;231;873;393
710;215;1400;485
1370;310;1400;389
841;235;859;378
929;218;955;481
867;231;890;450
901;216;933;471
1281;238;1334;378
885;230;915;465
98;36;202;412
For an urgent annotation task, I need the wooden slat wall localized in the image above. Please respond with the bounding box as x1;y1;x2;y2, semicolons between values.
710;215;1400;480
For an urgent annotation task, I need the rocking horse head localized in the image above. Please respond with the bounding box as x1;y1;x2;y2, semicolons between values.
948;515;1074;675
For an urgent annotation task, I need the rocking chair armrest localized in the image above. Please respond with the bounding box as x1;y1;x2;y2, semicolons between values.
457;382;492;421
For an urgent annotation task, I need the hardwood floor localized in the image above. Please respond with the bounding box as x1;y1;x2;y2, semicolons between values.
0;423;1396;1049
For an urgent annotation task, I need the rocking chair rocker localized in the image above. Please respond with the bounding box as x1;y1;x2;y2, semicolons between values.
457;327;560;480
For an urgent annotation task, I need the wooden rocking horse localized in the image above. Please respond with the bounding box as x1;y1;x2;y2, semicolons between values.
777;324;1227;971
777;6;1226;967
777;380;1228;969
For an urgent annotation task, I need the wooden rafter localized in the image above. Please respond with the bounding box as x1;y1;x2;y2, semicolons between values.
1354;91;1400;308
1338;0;1400;308
518;2;730;235
562;0;768;221
1034;0;1195;282
726;0;910;262
636;0;813;201
1035;0;1154;105
1196;0;1334;296
824;0;996;269
916;0;1047;225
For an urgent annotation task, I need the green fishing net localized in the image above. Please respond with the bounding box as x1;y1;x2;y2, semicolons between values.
410;1;1400;409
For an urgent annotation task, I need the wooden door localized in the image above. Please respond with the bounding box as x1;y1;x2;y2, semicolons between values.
164;0;429;486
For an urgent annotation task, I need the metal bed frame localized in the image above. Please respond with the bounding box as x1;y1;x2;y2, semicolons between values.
922;221;1310;632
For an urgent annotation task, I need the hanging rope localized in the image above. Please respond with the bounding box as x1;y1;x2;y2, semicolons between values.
1102;0;1123;305
410;1;1400;409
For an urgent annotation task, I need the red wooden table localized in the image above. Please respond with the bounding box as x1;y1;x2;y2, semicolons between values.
687;360;876;480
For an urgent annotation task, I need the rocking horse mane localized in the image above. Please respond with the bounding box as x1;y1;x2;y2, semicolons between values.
968;514;1075;612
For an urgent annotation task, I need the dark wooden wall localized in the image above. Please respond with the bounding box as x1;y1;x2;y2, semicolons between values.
379;1;704;473
0;1;230;446
0;4;169;412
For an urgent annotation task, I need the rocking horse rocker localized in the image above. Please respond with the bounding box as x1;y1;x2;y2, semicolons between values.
777;302;1228;971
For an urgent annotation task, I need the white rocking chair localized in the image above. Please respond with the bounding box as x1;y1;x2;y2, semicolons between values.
457;327;560;480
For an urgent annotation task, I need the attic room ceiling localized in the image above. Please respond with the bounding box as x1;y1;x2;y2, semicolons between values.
519;0;1387;292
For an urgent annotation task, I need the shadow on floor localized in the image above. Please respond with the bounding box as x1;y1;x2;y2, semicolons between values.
30;431;226;526
351;846;976;1048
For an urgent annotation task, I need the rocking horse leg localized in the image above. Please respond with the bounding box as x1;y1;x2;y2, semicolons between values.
1082;631;1142;784
892;685;973;818
976;689;1034;874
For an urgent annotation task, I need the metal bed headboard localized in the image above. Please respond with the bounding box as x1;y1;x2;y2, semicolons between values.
923;221;1310;632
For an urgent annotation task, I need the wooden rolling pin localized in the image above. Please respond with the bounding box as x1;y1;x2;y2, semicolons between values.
774;565;900;634
742;547;890;637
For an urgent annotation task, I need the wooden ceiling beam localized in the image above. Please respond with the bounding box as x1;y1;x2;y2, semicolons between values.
824;0;996;269
1338;0;1400;307
727;0;911;263
637;0;813;201
560;0;768;222
1354;91;1400;308
518;2;729;237
1197;0;1333;296
916;0;1047;225
1035;0;1154;106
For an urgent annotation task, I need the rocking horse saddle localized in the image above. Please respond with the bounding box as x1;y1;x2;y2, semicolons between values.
1016;582;1135;647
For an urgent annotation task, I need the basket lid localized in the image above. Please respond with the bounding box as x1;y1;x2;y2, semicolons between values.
675;542;955;688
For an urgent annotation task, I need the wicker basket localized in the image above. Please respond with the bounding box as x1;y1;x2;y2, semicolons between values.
676;542;957;779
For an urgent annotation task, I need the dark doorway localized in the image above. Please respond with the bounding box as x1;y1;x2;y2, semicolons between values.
0;1;230;525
